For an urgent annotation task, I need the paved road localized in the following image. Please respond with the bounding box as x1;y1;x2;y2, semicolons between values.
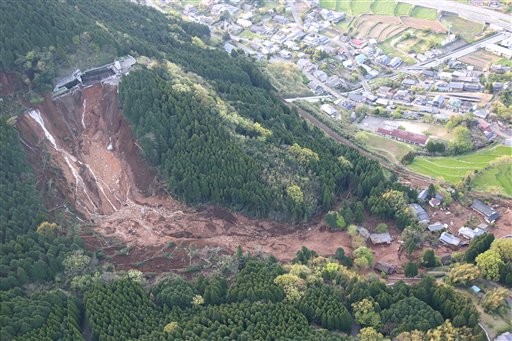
284;95;331;102
399;0;512;31
419;32;510;68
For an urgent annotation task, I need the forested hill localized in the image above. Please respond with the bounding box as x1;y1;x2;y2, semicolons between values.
0;0;415;223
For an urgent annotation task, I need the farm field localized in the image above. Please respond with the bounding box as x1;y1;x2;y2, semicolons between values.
473;163;512;196
363;132;416;163
394;2;412;15
351;0;372;15
410;6;438;20
440;15;484;42
408;145;512;184
371;0;395;16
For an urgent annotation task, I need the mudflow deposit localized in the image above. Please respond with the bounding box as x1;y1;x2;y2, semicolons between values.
16;83;356;264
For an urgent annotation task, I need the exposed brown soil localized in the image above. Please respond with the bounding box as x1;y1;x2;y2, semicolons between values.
13;82;512;275
400;16;447;33
0;72;24;96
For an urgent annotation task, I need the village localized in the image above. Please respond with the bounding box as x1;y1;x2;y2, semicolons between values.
165;0;512;151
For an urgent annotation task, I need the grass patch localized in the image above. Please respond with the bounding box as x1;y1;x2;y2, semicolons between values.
440;15;483;42
410;6;438;20
239;30;262;40
351;0;373;15
473;163;512;196
336;0;352;15
264;61;312;98
408;145;512;184
319;0;337;10
363;132;416;163
394;2;413;16
379;39;416;64
371;0;396;15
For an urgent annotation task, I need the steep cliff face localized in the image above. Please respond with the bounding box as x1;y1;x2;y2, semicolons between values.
17;84;160;217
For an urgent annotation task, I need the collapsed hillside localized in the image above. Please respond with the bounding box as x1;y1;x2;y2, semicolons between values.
16;83;358;262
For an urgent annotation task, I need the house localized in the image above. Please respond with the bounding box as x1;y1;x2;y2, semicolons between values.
458;226;486;240
374;261;396;275
313;70;328;82
348;93;364;103
433;94;445;107
402;78;417;87
448;82;464;92
377;86;393;98
357;226;370;240
321;104;338;117
496;332;512;341
355;54;367;65
427;222;446;232
439;232;461;247
369;232;392;245
376;55;390;65
350;38;367;49
364;93;377;103
422;70;436;78
463;83;481;92
410;203;430;224
273;15;289;24
493;82;504;92
326;75;342;88
418;188;429;202
279;50;292;59
378;128;429;146
342;59;353;68
471;199;500;223
491;64;511;74
473;109;488;119
429;193;443;207
388;57;402;68
375;98;389;106
393;90;409;101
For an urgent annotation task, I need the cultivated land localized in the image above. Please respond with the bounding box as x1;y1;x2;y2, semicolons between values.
440;14;484;42
408;145;512;184
473;163;512;197
410;5;438;21
363;131;416;163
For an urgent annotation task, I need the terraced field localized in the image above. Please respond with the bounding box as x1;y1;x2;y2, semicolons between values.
371;0;396;16
473;163;512;196
410;6;438;21
408;145;512;184
394;2;412;16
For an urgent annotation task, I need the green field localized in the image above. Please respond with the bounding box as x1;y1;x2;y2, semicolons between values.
363;132;416;163
473;163;512;196
394;2;413;16
408;145;512;183
440;15;483;42
371;0;396;15
410;6;438;20
351;0;373;15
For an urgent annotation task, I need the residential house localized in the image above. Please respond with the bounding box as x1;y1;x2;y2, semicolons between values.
427;222;446;232
377;86;393;98
357;226;370;240
493;82;504;92
348;93;364;103
313;70;328;82
369;232;392;245
433;94;445;107
375;98;389;106
410;203;430;224
491;64;511;73
471;199;500;223
375;55;390;65
355;54;367;65
364;93;377;103
458;226;486;240
402;78;417;87
439;232;461;247
417;189;429;202
486;43;512;59
388;57;402;68
429;193;444;207
273;15;289;24
448;82;464;92
374;261;396;275
463;83;481;91
350;38;367;49
320;104;339;119
473;109;489;119
342;59;353;68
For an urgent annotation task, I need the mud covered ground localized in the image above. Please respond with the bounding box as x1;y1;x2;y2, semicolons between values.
14;82;512;274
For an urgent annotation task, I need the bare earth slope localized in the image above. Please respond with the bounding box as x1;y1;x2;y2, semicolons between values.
16;83;355;264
